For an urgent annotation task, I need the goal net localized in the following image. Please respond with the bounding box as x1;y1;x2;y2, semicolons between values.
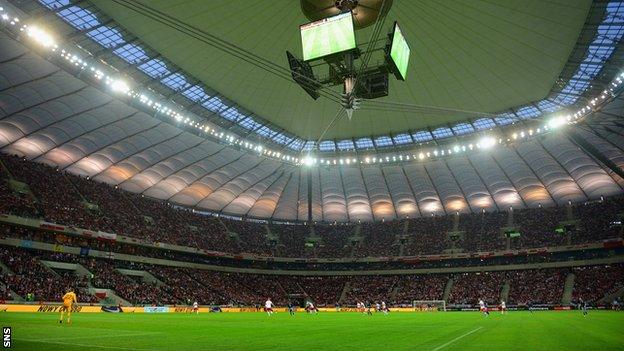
412;300;446;311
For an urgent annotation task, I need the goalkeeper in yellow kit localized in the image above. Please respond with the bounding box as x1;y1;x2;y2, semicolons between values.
59;289;77;324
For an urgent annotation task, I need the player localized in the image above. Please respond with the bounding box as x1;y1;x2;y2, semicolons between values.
366;302;373;316
579;298;588;316
381;301;389;315
287;301;295;316
265;298;274;316
59;289;77;324
375;302;381;313
358;301;366;314
478;299;489;316
192;301;199;314
500;300;506;314
305;301;318;314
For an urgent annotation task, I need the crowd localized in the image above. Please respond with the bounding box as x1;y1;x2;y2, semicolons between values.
1;245;623;307
507;269;567;305
448;271;507;305
393;274;449;305
0;246;96;303
84;258;177;305
572;264;624;302
0;154;622;261
342;275;399;305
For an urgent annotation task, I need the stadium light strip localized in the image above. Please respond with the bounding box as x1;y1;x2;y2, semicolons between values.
0;6;300;165
2;5;622;168
301;78;623;167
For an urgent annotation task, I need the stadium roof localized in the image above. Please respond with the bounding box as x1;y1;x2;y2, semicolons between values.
21;0;623;154
90;0;595;142
0;0;623;222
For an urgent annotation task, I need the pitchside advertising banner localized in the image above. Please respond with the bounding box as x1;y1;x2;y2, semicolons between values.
0;305;444;313
143;306;169;313
0;304;577;313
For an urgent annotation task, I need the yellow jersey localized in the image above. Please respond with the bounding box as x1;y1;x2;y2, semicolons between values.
62;291;77;306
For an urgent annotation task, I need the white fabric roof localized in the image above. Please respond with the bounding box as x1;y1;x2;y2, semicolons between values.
1;32;623;222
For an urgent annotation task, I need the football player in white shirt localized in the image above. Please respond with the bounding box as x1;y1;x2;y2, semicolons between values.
500;300;506;314
479;299;489;316
192;301;199;314
381;301;388;315
265;298;274;316
306;301;318;314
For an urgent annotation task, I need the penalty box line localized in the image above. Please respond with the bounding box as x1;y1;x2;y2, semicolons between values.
18;339;157;351
30;331;163;342
431;326;484;351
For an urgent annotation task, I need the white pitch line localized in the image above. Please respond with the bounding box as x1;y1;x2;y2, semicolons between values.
431;326;484;351
20;339;158;351
27;331;161;342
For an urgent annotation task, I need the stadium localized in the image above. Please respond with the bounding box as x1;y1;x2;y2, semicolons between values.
0;0;623;350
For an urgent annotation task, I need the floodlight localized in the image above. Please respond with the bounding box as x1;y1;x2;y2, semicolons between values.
110;79;130;94
548;116;566;129
27;26;56;48
478;136;496;149
302;156;314;166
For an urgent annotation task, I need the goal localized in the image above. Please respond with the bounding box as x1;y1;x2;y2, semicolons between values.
412;300;446;312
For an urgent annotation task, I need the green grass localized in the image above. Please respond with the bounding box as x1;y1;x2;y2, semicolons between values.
3;311;624;350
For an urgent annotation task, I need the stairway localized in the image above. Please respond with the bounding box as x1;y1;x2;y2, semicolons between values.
0;259;23;301
507;209;514;228
41;261;93;278
452;213;460;231
500;281;510;303
0;261;14;275
442;277;454;302
397;242;405;256
389;277;402;301
338;281;351;304
561;273;576;305
599;285;624;305
0;281;23;302
349;242;360;258
0;158;42;214
117;269;165;286
62;172;89;203
217;217;231;234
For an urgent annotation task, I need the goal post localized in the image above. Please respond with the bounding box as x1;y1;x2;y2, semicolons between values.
412;300;446;312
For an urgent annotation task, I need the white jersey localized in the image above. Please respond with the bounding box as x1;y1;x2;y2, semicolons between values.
501;302;506;308
479;300;485;309
193;302;198;308
381;302;386;309
356;302;361;309
375;303;380;310
307;302;315;309
265;300;273;309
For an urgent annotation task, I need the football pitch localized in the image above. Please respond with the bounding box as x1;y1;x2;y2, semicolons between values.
3;311;623;350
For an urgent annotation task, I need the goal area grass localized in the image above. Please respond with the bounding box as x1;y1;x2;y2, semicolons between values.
3;310;623;350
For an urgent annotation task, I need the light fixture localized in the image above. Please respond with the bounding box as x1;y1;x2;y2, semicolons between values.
478;136;496;149
110;79;130;94
26;26;56;48
302;156;314;166
547;115;566;129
